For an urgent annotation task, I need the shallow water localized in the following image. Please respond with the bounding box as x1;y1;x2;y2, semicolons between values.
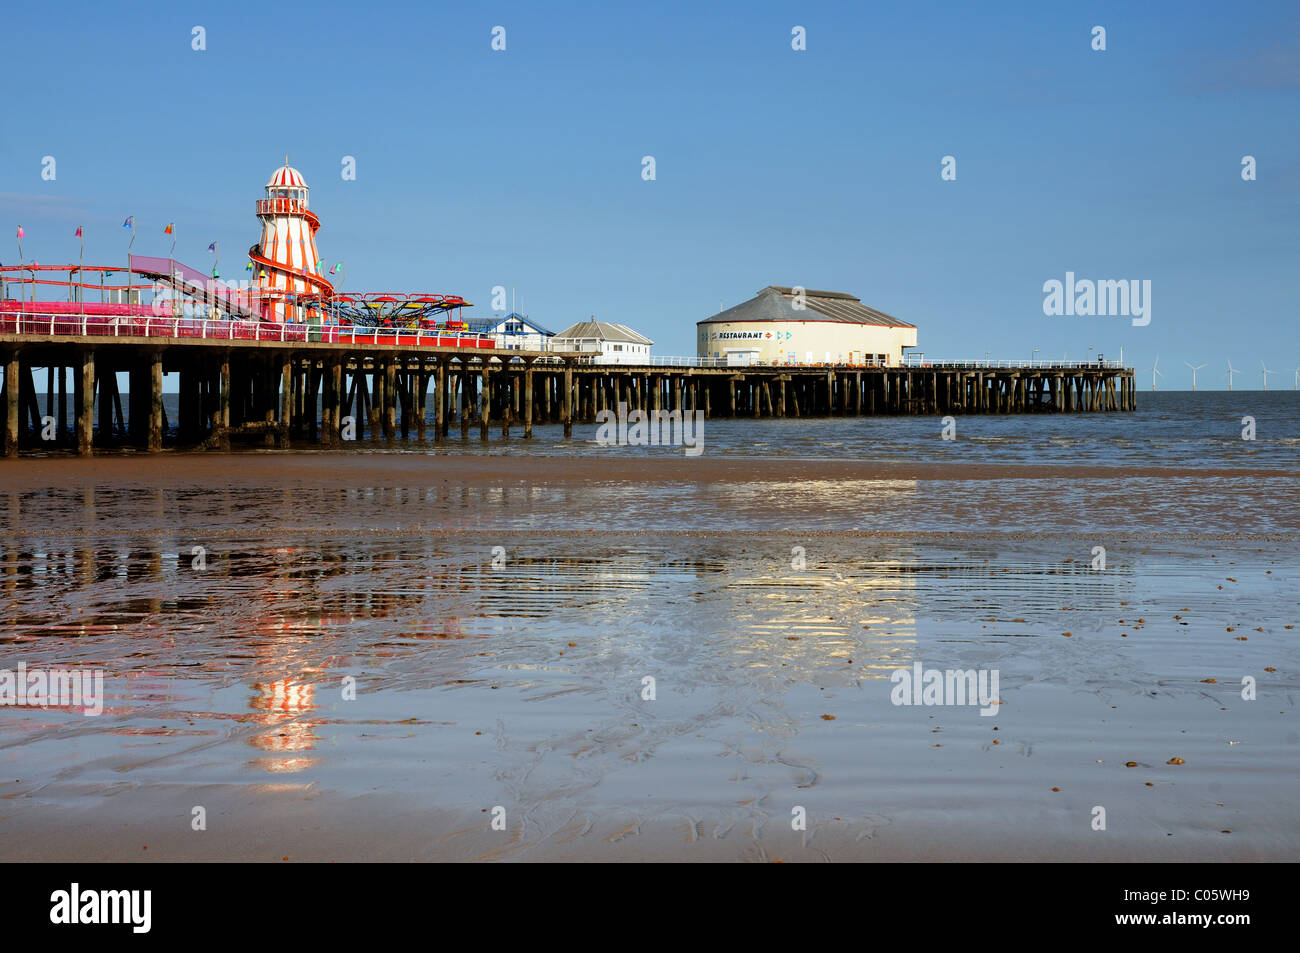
0;450;1296;859
41;390;1300;469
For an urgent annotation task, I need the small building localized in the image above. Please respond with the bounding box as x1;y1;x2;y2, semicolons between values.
552;318;654;364
469;312;554;351
698;286;918;367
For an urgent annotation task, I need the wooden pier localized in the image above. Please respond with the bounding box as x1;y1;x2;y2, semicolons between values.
0;330;1136;456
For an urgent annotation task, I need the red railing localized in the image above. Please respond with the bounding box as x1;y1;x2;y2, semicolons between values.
0;313;497;348
256;197;315;218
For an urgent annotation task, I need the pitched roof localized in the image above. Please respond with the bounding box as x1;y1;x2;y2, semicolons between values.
469;312;556;336
698;286;914;328
553;320;654;346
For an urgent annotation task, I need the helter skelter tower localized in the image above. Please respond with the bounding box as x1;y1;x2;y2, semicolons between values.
248;157;333;321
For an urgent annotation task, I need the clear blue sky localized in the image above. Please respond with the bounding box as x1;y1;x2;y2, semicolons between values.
3;0;1296;388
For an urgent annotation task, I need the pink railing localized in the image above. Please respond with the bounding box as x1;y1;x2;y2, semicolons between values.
0;313;497;348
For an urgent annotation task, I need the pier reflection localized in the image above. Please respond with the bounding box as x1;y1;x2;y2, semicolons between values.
247;678;319;774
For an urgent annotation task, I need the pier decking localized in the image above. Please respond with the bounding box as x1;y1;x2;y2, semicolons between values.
1;317;1136;455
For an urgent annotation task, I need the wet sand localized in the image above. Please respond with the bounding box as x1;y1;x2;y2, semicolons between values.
0;453;1296;861
2;452;1296;488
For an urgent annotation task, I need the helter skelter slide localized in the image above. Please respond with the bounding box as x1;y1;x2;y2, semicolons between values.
1;159;475;342
249;160;472;332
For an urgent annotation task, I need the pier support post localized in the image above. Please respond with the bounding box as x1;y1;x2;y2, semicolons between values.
459;366;470;439
479;365;490;441
502;372;512;438
329;357;343;445
562;363;573;438
5;354;20;457
218;356;231;451
148;351;163;452
399;369;410;440
280;358;293;448
416;368;428;441
383;360;397;441
524;363;534;439
57;364;67;442
435;360;446;439
77;351;94;457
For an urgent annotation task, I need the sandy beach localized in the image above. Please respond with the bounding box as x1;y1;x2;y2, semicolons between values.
1;451;1295;861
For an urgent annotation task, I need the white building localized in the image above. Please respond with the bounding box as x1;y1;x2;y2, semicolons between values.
698;286;918;366
472;312;554;351
552;319;654;364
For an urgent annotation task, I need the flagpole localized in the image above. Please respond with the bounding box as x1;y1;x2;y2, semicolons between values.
17;231;24;306
126;221;135;310
79;229;84;319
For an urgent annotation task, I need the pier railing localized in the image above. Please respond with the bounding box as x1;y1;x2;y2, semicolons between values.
902;357;1124;369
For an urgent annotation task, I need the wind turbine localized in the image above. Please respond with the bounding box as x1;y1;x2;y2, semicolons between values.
1185;361;1206;391
1226;359;1238;391
1261;360;1277;391
1146;354;1164;391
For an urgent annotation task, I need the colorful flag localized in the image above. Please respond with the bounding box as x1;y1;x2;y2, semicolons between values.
16;225;24;239
208;242;217;253
330;262;341;274
164;223;174;235
123;217;133;228
317;258;325;270
245;261;254;271
75;226;83;238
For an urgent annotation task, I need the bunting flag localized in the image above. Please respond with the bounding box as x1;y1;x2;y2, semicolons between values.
16;225;24;239
164;223;174;235
75;226;83;238
123;217;134;228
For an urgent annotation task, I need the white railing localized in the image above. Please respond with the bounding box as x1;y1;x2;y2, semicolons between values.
902;356;1125;369
645;355;726;367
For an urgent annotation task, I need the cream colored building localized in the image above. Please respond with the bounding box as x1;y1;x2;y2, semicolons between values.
698;286;917;366
552;319;653;364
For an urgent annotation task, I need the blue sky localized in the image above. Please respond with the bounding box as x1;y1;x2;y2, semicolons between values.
2;0;1296;388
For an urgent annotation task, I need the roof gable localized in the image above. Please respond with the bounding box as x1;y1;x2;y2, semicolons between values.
699;285;915;328
553;320;654;345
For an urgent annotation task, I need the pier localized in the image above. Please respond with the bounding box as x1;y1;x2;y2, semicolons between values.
0;315;1136;456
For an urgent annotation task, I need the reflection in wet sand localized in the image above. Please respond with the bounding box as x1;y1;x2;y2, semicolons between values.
248;680;319;774
0;456;1296;861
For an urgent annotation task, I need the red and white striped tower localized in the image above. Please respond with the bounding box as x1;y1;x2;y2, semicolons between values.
249;157;333;321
